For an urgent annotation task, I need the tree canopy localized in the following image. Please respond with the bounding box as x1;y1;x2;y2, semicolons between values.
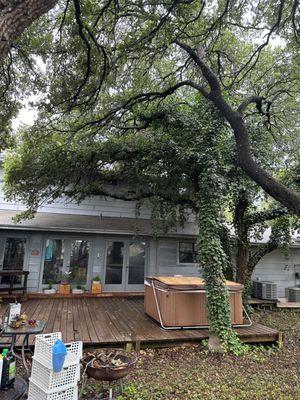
1;0;300;214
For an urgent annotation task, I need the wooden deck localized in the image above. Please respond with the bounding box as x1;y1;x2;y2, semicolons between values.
249;297;277;307
0;298;281;347
250;297;300;309
277;299;300;308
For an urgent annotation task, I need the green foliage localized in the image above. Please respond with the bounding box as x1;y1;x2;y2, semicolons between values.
195;115;242;353
93;275;101;282
3;99;230;228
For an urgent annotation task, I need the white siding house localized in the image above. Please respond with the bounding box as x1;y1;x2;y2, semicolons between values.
0;166;299;295
252;248;300;298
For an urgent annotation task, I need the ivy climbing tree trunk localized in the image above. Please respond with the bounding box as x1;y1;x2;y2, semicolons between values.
197;130;241;353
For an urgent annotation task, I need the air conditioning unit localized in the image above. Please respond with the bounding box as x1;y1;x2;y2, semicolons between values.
287;287;300;302
252;281;278;300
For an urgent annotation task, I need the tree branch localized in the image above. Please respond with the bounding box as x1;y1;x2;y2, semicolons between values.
71;0;93;107
177;41;300;216
72;79;207;132
237;95;266;114
245;207;289;227
248;241;279;277
175;39;221;95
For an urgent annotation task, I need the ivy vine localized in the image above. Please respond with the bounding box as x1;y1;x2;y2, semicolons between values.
196;127;242;353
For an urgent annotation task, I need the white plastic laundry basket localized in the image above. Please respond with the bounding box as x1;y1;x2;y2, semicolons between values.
30;359;80;393
28;381;78;400
34;332;82;368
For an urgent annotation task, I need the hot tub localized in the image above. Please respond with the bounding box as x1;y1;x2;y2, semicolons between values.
144;276;244;328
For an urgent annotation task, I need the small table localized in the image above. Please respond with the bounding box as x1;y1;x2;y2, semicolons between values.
1;377;27;400
1;320;45;376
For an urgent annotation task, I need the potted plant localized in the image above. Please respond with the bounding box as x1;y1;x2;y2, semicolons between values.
91;274;102;294
43;282;56;295
58;271;72;294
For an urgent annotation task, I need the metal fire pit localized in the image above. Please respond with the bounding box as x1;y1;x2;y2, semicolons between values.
81;349;137;399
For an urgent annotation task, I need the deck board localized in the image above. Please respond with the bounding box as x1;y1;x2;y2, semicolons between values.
277;301;300;308
0;298;280;347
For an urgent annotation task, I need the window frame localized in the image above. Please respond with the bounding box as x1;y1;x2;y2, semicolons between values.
177;241;198;265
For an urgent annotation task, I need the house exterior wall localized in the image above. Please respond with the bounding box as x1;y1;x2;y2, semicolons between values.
0;168;196;222
251;248;300;298
1;230;300;295
0;230;200;292
156;239;199;276
0;165;199;292
0;168;152;219
1;166;300;295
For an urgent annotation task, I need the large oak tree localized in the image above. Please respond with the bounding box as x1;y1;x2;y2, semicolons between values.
1;0;300;350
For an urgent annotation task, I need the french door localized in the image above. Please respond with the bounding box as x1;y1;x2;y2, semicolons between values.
41;238;92;288
104;240;147;291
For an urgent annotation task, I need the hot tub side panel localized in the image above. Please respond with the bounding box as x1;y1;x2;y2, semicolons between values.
229;291;244;325
145;282;244;327
144;284;176;326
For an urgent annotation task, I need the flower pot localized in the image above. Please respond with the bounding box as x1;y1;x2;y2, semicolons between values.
43;288;56;295
72;288;84;294
59;284;71;294
91;281;102;294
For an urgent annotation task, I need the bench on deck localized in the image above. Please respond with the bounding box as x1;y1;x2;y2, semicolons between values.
0;270;29;296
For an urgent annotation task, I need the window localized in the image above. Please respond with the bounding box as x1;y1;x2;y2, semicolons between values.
178;242;197;264
128;242;146;285
3;237;27;271
2;237;27;284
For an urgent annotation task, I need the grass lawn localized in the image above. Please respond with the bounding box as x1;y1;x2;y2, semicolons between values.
80;309;300;400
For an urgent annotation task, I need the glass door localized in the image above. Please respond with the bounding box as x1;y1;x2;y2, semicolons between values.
69;240;90;286
104;240;147;291
104;241;125;291
42;238;91;288
125;241;146;291
42;239;65;285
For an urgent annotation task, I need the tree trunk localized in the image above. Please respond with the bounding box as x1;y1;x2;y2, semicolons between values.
234;197;250;284
236;239;249;284
0;0;57;62
196;131;240;353
212;96;300;216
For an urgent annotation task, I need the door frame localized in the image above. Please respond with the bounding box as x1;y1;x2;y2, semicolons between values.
0;232;31;286
103;237;149;292
39;234;95;291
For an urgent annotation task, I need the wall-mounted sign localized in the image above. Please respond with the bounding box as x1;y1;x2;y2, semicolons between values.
31;249;40;256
